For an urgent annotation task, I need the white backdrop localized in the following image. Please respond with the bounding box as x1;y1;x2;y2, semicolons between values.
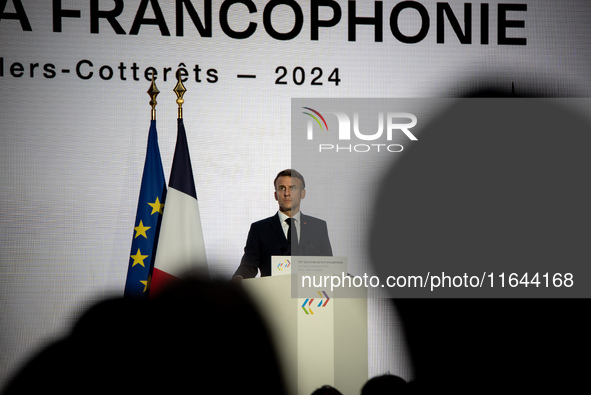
1;0;591;389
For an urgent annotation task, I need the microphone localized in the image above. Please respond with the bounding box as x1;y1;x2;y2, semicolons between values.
305;240;327;256
306;240;353;277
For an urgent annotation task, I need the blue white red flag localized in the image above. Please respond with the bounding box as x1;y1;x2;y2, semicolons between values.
151;119;208;295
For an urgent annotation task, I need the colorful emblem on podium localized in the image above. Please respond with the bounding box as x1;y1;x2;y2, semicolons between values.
276;258;291;272
301;291;330;315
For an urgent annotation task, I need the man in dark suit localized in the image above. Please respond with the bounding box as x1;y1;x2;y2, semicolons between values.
233;169;332;279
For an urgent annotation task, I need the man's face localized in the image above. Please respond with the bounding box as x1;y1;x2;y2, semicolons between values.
274;176;306;216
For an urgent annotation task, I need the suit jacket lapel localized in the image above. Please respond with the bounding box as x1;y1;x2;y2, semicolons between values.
299;213;309;241
299;213;311;252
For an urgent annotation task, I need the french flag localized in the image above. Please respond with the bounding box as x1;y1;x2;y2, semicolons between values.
151;118;208;295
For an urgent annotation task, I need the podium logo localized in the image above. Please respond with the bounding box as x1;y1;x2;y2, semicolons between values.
301;291;330;315
301;107;418;153
276;259;291;272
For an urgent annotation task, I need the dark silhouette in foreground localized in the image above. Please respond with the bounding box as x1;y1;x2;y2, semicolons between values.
361;374;408;395
369;91;591;393
310;384;343;395
3;276;287;395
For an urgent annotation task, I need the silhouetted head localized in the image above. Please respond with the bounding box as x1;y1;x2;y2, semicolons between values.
361;374;408;395
368;89;591;393
3;276;288;395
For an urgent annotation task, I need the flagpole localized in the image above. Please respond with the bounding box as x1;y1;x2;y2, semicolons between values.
174;70;186;120
150;68;208;294
148;75;160;121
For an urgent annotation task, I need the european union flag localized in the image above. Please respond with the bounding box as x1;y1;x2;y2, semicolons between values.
124;120;167;298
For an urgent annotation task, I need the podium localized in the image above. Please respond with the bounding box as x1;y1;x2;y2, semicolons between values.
242;273;368;395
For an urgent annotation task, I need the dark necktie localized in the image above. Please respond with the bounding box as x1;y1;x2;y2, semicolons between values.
285;218;298;250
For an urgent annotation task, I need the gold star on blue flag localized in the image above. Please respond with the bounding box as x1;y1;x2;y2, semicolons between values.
124;120;167;298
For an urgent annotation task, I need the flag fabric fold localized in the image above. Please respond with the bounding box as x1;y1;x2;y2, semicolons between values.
124;120;167;298
151;118;208;295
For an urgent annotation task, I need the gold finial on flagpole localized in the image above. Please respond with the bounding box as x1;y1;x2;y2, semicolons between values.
173;70;186;119
147;75;159;121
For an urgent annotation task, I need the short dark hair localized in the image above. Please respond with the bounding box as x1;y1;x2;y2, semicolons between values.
274;169;305;190
361;374;407;395
311;385;343;395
